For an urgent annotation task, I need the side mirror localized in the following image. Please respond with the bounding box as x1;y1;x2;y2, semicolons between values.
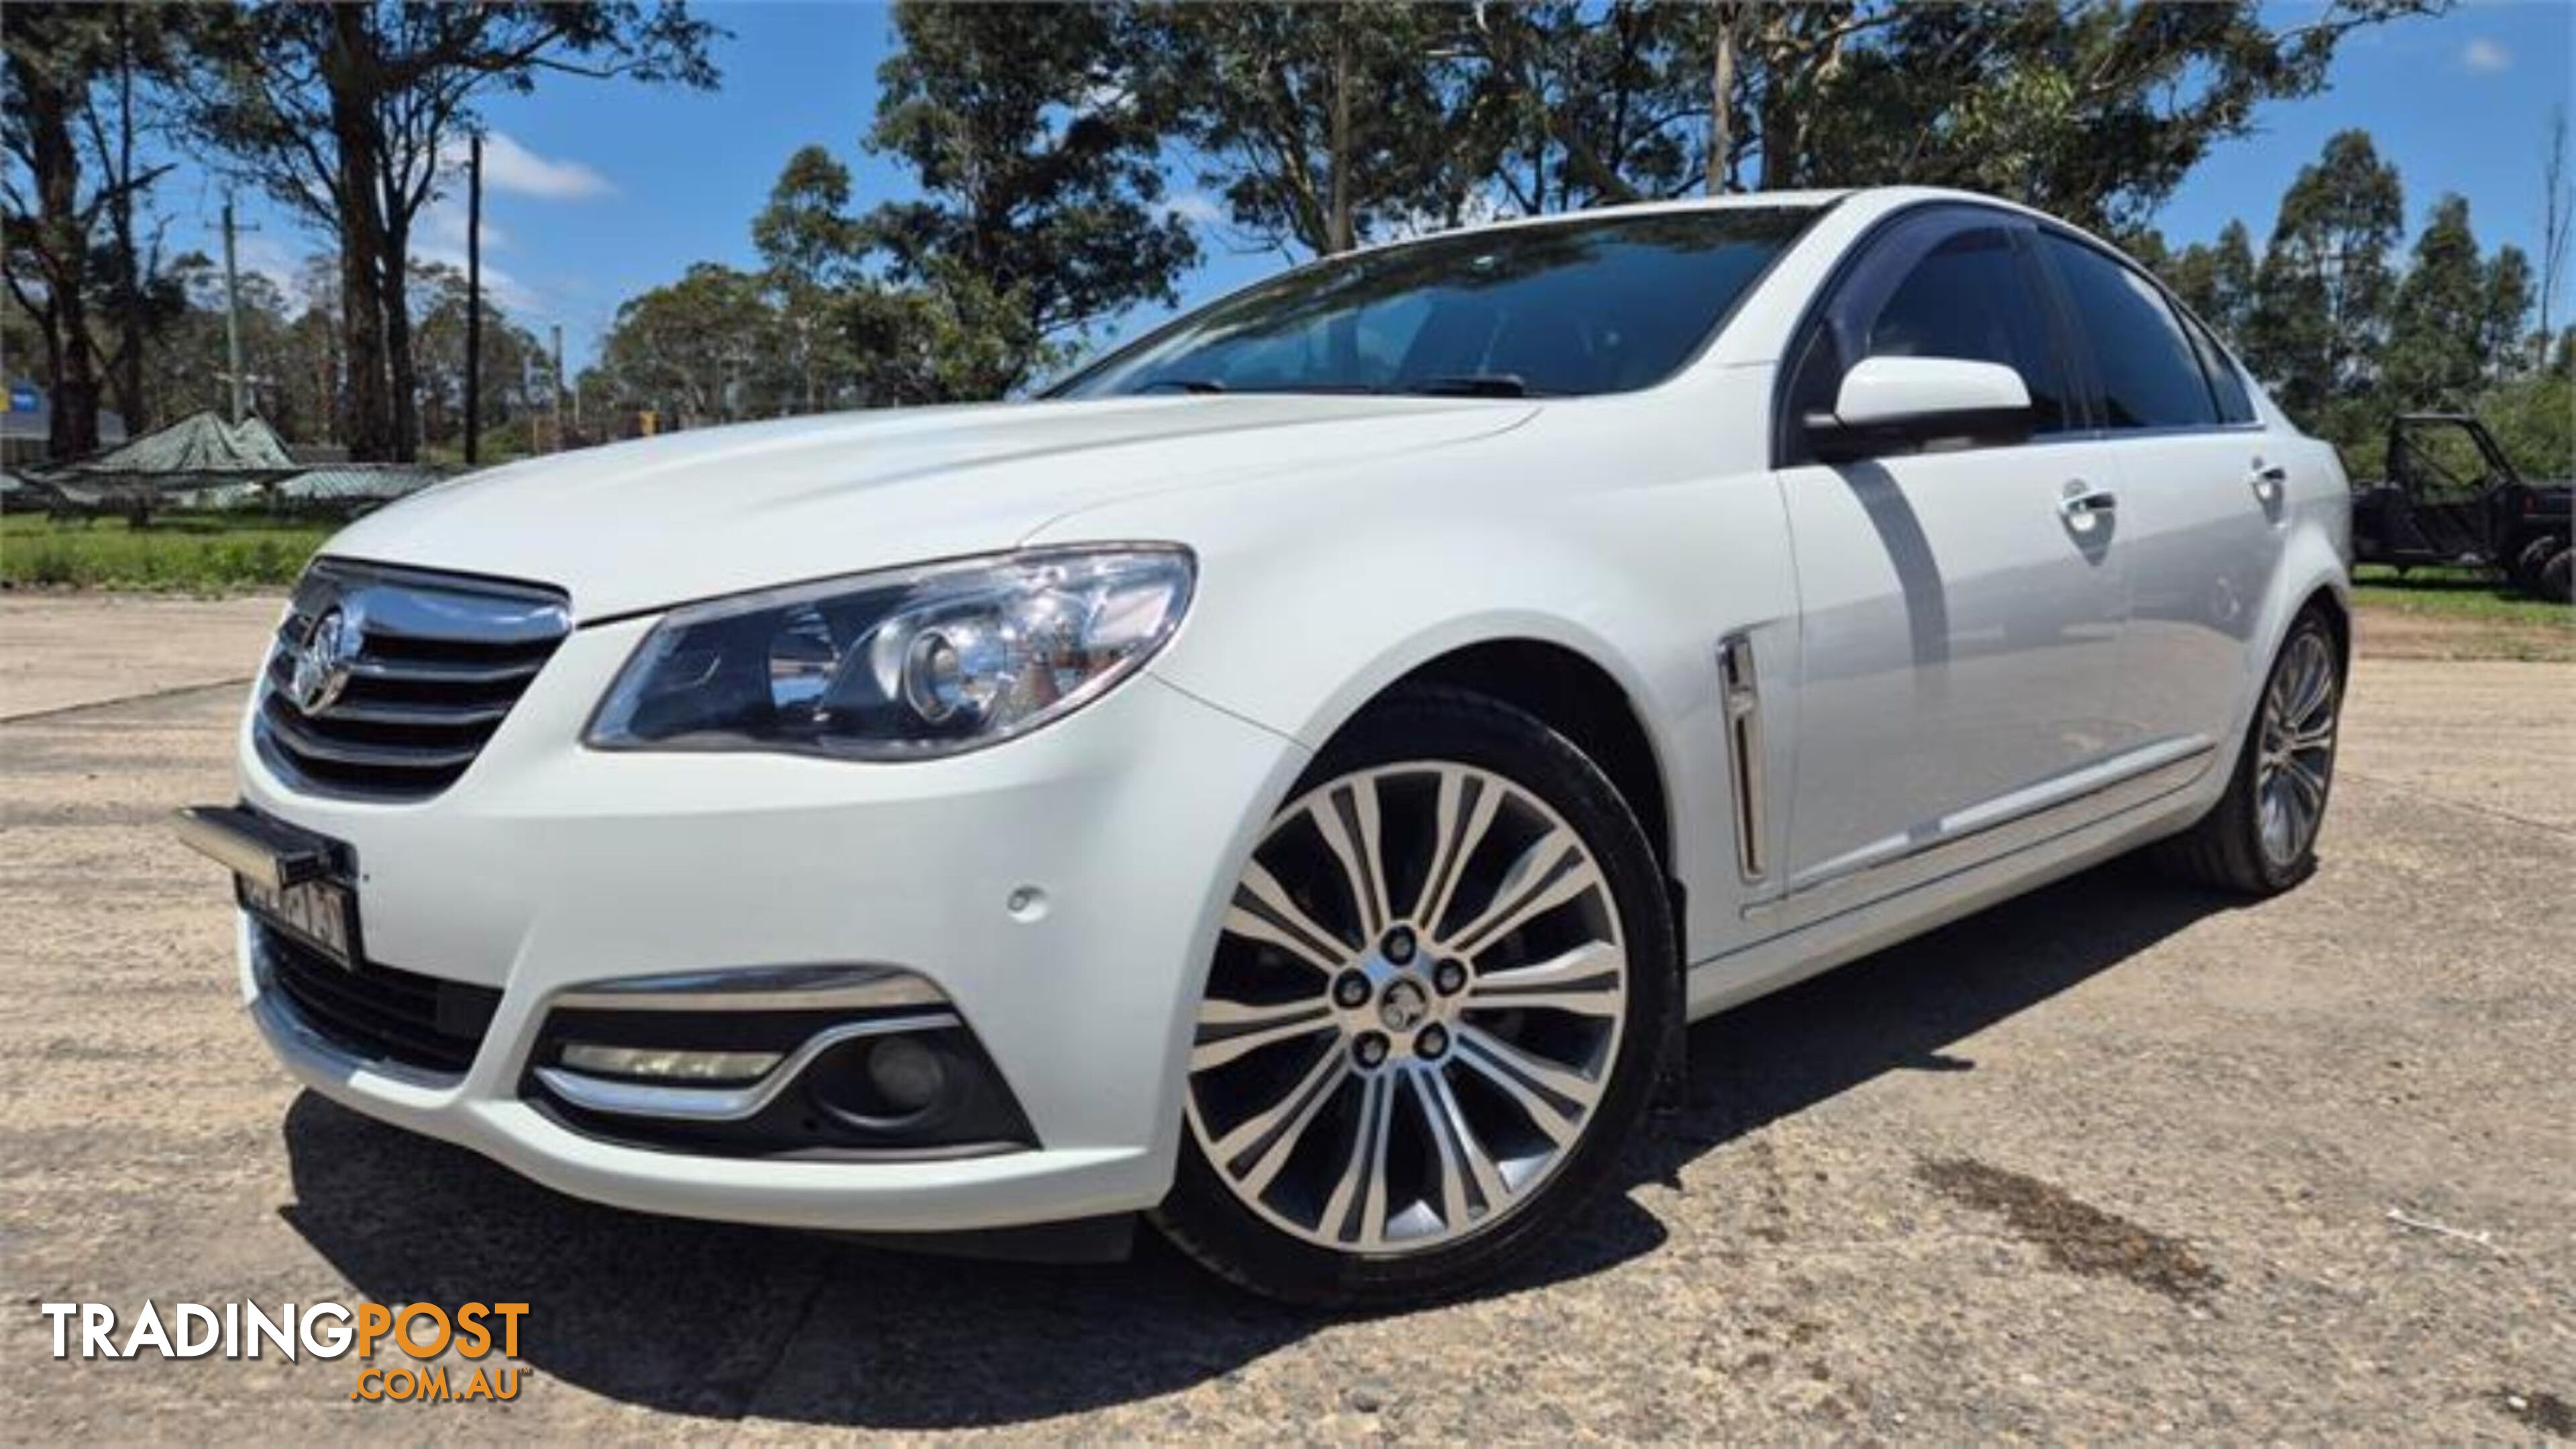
1804;356;2035;464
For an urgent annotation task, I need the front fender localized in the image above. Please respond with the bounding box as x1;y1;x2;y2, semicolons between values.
1026;404;1803;959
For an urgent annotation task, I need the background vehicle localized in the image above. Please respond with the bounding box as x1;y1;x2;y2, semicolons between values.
180;189;2353;1307
2351;412;2573;600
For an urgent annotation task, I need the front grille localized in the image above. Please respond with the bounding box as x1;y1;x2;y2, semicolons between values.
258;925;503;1075
256;559;569;802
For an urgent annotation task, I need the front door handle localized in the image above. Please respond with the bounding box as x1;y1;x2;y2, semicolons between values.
2059;483;2118;531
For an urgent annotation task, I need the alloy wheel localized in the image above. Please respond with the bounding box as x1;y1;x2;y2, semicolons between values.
2254;627;2339;867
1185;762;1629;1256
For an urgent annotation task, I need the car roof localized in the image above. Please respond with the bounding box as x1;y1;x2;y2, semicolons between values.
1340;185;2106;258
1332;189;1852;261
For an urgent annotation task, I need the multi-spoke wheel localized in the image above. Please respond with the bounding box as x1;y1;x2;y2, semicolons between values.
1154;688;1673;1305
2153;606;2343;894
2254;626;2337;869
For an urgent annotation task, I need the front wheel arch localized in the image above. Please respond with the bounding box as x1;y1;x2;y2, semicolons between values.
1377;639;1674;883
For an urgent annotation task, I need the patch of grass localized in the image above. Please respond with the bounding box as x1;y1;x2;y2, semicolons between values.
2349;564;2571;627
0;513;330;592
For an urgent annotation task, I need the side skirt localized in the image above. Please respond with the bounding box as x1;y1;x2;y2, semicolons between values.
1684;749;2214;1023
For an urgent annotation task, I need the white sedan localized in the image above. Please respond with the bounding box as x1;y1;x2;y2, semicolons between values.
179;186;2350;1305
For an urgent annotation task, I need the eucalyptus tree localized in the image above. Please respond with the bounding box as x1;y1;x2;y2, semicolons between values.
2247;129;2406;421
184;2;719;460
2;3;191;453
861;1;1196;394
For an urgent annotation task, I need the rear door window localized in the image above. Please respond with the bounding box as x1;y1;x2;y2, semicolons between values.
2039;233;2220;430
2183;320;2256;425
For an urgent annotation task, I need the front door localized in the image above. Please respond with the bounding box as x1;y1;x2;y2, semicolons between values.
1769;209;2131;914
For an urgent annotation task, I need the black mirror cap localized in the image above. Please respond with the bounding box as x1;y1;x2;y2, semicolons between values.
1801;404;2037;465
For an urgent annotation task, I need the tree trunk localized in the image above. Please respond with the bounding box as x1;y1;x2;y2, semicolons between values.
1752;11;1805;192
1709;6;1735;197
1327;20;1354;254
382;213;420;461
105;9;149;433
21;51;101;458
325;7;394;461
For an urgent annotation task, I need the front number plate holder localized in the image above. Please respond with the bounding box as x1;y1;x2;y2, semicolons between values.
175;804;363;969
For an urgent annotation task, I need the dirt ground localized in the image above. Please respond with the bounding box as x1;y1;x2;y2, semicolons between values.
2353;600;2576;666
2;594;2570;1443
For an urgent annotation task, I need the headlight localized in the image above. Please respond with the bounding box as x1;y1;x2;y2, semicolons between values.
586;546;1193;760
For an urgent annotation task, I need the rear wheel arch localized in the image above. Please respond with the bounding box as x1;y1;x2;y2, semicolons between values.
2302;584;2351;674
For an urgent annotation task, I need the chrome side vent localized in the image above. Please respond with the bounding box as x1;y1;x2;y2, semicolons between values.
255;559;570;802
1718;633;1767;882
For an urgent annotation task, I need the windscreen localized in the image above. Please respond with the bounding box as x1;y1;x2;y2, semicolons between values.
1056;207;1817;400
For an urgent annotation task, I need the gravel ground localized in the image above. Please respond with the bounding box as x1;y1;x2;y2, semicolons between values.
1;596;2570;1443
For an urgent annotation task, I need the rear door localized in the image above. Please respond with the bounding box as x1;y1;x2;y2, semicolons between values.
2033;231;2290;760
1768;207;2131;914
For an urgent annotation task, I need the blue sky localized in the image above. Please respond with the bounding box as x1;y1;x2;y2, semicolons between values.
174;0;2574;372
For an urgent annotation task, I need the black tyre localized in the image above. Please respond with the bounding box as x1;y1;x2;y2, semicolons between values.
2510;535;2560;596
2151;608;2343;895
2542;547;2573;604
1153;686;1676;1306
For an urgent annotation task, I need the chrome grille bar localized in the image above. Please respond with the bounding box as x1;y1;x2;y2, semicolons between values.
254;559;570;802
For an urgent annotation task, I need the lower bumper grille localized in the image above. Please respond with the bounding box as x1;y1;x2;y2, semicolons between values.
258;924;502;1075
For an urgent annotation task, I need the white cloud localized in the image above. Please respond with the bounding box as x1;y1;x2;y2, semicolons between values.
1167;191;1224;225
410;196;539;313
403;133;595;317
421;191;507;256
439;131;613;201
231;234;307;299
421;252;539;315
2462;37;2511;73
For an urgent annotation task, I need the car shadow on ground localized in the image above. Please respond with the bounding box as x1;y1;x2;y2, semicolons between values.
278;856;2240;1430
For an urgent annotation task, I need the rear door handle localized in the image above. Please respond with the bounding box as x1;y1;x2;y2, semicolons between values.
2249;461;2288;505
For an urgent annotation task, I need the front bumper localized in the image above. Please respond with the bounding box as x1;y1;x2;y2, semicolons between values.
222;614;1307;1234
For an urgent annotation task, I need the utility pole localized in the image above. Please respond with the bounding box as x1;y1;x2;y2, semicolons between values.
464;133;483;465
549;323;565;451
221;198;246;424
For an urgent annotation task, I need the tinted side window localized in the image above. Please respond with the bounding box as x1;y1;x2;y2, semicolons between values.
2185;320;2255;424
1783;221;2070;448
1866;229;2070;433
2041;234;2218;429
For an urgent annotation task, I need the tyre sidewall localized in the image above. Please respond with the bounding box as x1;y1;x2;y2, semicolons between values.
1157;689;1677;1307
2239;610;2342;890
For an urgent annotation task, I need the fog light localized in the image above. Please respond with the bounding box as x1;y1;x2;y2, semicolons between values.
558;1042;782;1082
865;1035;947;1114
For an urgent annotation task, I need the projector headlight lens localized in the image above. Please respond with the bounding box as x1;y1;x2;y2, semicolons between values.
587;547;1193;760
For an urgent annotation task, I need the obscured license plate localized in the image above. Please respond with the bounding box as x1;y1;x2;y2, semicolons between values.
238;873;358;969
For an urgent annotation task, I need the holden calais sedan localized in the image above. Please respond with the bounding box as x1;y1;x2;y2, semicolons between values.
178;187;2349;1305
